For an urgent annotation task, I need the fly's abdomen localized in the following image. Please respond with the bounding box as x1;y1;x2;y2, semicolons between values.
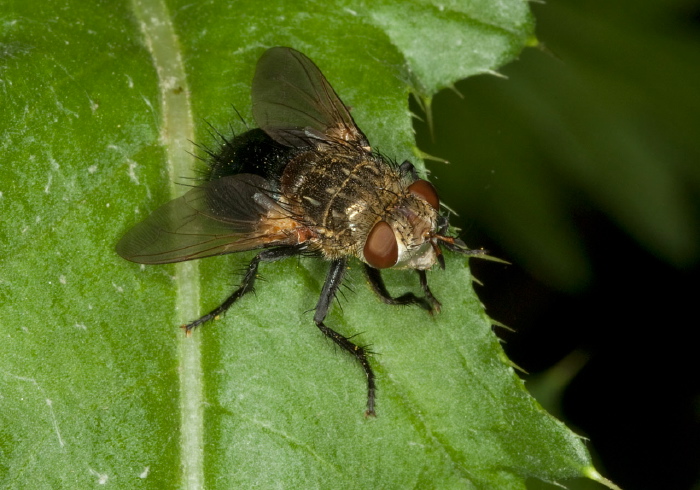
208;128;295;182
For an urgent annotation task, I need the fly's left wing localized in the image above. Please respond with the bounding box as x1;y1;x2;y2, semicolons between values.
116;174;300;264
251;47;370;150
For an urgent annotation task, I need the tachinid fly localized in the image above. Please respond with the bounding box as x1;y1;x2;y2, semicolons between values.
116;47;485;416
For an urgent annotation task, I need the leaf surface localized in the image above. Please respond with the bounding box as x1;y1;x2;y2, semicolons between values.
0;1;609;488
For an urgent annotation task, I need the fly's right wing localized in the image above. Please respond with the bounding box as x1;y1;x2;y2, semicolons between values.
116;174;299;264
252;46;370;150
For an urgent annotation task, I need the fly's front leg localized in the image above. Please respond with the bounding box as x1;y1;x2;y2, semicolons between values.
364;264;433;313
182;246;302;335
417;270;441;314
314;258;377;417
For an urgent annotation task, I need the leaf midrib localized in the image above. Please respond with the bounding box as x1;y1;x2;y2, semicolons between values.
130;0;203;488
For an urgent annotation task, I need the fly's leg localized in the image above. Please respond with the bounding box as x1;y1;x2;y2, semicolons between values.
417;270;441;314
315;259;377;417
182;246;302;335
363;264;434;313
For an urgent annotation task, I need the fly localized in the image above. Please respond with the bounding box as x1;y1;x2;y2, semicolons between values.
116;47;485;416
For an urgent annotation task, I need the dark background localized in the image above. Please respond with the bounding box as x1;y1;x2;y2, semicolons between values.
413;1;700;489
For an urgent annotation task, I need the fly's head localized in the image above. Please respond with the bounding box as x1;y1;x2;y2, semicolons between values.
361;178;457;271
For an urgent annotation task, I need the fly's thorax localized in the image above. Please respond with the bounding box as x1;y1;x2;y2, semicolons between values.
280;149;403;257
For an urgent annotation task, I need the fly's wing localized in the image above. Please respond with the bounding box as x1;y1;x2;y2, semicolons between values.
116;174;297;264
252;46;370;149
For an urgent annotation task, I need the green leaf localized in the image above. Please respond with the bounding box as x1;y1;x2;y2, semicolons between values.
1;0;614;488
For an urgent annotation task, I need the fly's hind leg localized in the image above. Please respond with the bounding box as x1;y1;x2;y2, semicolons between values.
364;264;440;314
182;246;302;335
315;258;377;417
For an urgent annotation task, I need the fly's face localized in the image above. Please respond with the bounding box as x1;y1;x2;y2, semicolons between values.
361;190;434;270
391;191;441;270
361;176;454;271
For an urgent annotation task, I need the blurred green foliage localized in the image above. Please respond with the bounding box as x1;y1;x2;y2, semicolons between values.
416;0;700;291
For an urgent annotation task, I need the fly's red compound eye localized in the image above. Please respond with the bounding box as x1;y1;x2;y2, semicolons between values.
407;179;440;210
364;221;398;269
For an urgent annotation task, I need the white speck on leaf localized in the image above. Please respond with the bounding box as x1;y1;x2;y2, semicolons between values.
163;75;179;90
139;466;150;479
89;468;109;485
142;95;154;111
44;174;52;193
59;275;66;284
127;159;140;185
112;283;124;293
88;165;97;174
45;399;65;447
75;323;87;330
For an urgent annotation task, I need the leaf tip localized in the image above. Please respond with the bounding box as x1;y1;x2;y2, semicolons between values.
583;466;622;490
526;34;540;48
